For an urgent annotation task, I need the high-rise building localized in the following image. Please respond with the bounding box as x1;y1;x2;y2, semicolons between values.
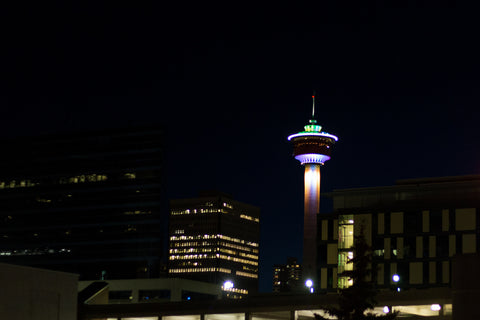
318;175;480;292
288;95;338;286
273;257;302;292
168;191;260;298
0;126;164;280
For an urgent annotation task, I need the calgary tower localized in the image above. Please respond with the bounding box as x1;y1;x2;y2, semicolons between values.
287;95;338;288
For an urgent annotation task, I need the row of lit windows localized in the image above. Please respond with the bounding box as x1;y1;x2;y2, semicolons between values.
240;214;260;223
219;248;237;255
170;234;258;247
0;175;108;189
124;173;136;179
221;287;248;294
174;261;202;267
169;267;231;274
170;254;209;260
219;234;258;247
238;252;258;260
170;254;258;266
219;254;257;265
170;235;216;241
236;271;258;278
242;265;258;273
171;241;215;248
221;242;259;253
171;208;226;215
1;224;146;239
124;210;151;215
0;172;138;190
172;247;257;259
169;247;258;258
0;248;71;256
170;240;259;254
58;174;108;184
0;180;37;189
169;248;214;254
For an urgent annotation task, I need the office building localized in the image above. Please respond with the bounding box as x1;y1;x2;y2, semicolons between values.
273;257;302;292
317;175;480;293
0;126;164;280
168;191;260;298
288;95;338;284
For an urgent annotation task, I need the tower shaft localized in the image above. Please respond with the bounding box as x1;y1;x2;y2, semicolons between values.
303;163;320;282
288;97;338;290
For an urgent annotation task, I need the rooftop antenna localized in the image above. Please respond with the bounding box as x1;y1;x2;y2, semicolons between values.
310;91;316;124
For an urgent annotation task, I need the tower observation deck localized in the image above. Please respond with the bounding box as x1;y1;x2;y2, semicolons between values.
287;96;338;290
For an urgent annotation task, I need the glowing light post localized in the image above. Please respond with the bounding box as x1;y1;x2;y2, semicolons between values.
392;274;400;292
288;95;338;286
305;279;314;293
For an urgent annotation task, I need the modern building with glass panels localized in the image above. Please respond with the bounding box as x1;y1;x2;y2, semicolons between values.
0;126;164;280
168;192;260;298
318;175;480;293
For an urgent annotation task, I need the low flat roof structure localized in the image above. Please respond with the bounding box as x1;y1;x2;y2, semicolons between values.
79;287;452;320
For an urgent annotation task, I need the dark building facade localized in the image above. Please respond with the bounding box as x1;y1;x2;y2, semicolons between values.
317;175;480;293
0;126;164;280
273;257;302;293
169;191;260;298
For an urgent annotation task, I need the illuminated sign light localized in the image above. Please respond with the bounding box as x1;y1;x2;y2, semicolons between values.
294;153;331;165
287;132;339;141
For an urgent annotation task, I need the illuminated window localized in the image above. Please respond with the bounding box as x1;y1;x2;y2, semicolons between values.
124;172;136;179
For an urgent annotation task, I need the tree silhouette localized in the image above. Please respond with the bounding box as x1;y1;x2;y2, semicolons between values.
315;226;398;320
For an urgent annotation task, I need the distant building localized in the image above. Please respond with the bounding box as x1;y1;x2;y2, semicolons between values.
273;257;302;292
317;175;480;293
168;191;260;298
0;126;164;280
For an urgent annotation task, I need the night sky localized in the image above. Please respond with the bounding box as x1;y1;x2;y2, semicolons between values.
2;3;480;292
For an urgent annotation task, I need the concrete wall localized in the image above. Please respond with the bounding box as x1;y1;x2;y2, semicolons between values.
0;263;78;320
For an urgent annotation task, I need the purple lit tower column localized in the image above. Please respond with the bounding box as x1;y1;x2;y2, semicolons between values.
288;95;338;288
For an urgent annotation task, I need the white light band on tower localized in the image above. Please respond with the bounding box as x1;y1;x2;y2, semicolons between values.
287;132;338;141
295;153;331;165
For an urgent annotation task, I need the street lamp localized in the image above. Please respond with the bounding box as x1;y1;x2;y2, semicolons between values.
392;274;400;292
305;279;314;293
223;280;234;290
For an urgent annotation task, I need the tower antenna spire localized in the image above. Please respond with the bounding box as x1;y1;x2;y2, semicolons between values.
312;91;316;119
